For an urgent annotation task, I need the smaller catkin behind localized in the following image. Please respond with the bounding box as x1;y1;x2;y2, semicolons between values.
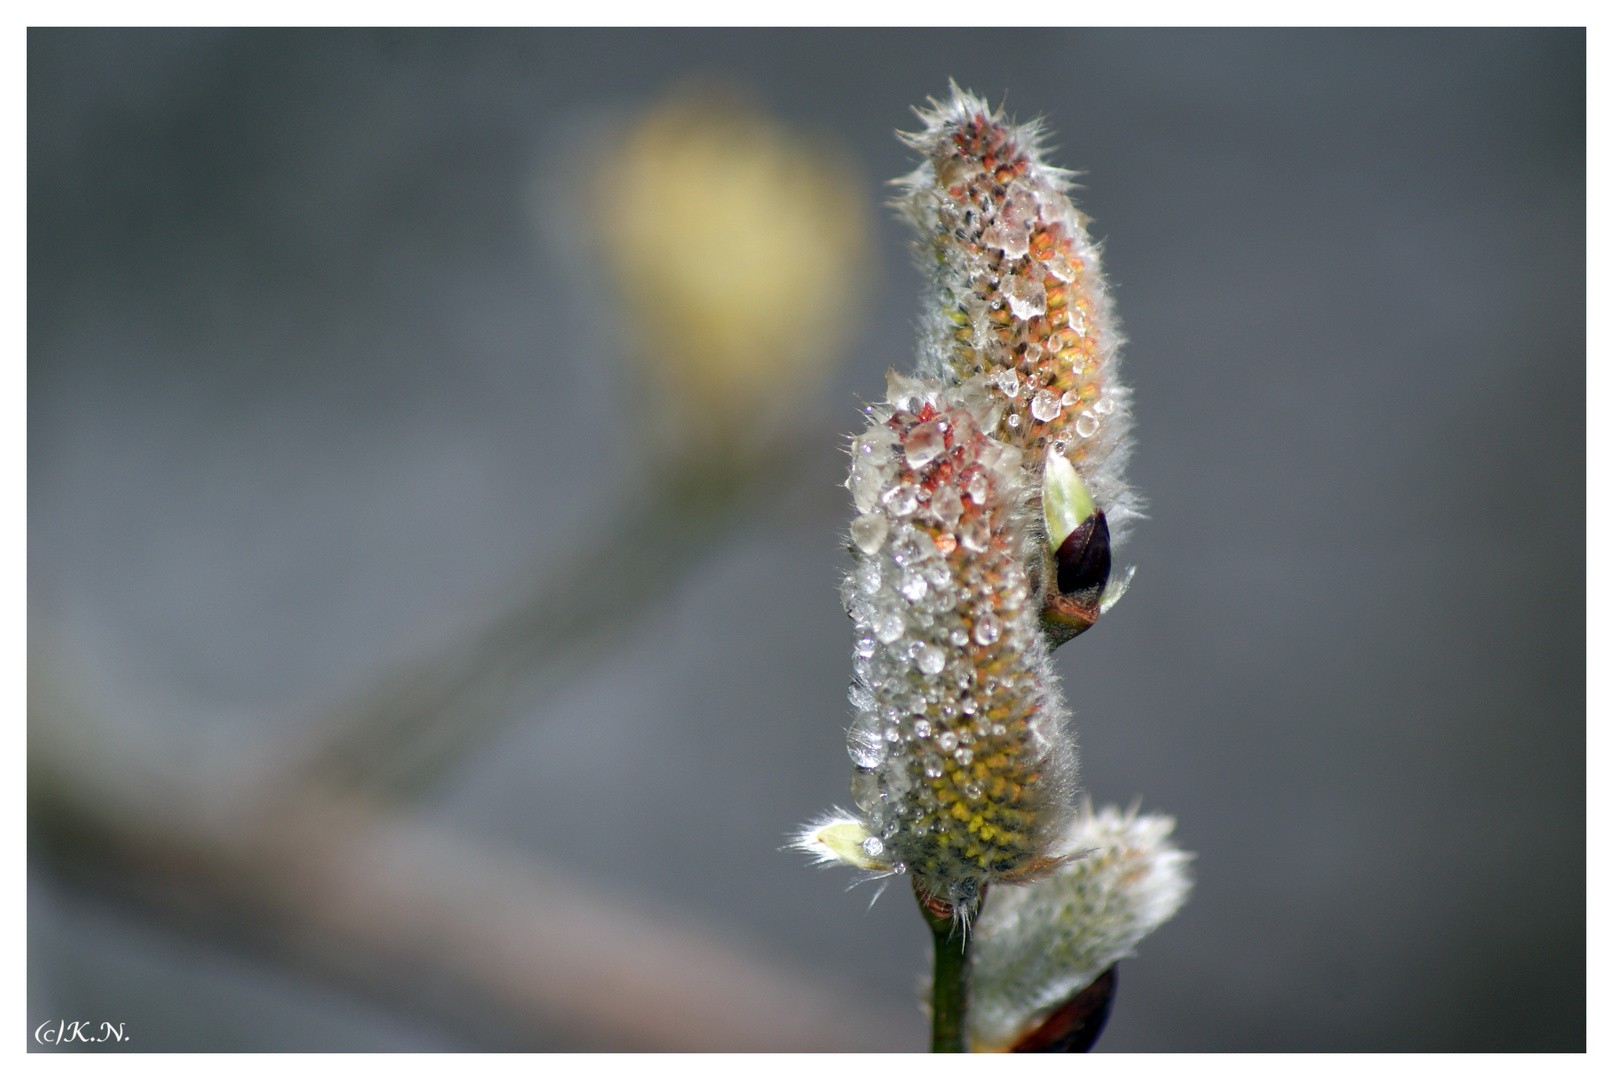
968;804;1194;1050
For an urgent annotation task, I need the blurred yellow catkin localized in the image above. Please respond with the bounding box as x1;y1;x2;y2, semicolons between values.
595;86;872;454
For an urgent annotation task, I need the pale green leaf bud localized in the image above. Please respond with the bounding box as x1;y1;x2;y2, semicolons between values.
1042;451;1095;552
790;811;895;873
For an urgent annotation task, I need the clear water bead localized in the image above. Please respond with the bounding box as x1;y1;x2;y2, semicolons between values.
1061;389;1080;408
851;769;880;811
882;483;919;517
1005;190;1039;228
889;526;923;565
931;486;964;527
855;429;895;466
1094;396;1116;416
857;560;882;594
1046;253;1075;282
849;512;888;554
1030;389;1062;423
1006;413;1021;429
982;220;1030;260
974;614;1002;646
899;572;929;603
923;758;946;779
1075;412;1100;438
958;519;990;552
966;471;990;504
949;627;970;648
917;643;947;675
847;725;886;768
937;731;958;753
913;719;933;739
849;467;883;513
873;610;905;644
954;747;974;766
1002;274;1047;320
903;421;946;469
861;836;885;858
848;683;875;711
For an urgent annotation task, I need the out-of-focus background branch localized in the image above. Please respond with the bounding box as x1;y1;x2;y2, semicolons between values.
29;29;1583;1051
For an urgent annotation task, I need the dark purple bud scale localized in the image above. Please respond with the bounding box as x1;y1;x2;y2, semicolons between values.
1054;511;1110;601
1010;964;1117;1053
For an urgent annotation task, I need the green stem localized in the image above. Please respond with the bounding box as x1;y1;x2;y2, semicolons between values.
914;880;982;1053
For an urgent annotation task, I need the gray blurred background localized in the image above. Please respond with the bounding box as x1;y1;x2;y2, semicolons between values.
28;28;1584;1052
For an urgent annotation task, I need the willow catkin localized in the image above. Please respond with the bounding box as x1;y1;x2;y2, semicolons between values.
967;803;1193;1050
795;86;1142;918
826;373;1077;913
895;84;1136;527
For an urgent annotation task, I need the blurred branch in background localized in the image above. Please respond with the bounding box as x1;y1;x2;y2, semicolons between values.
30;666;905;1050
30;82;883;1049
298;82;872;803
303;444;811;803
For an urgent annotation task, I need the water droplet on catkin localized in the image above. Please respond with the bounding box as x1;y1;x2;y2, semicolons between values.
1002;274;1047;320
882;483;919;517
874;610;905;644
849;512;888;554
847;726;886;768
931;486;964;527
900;572;929;603
959;519;990;552
904;421;946;470
966;471;989;505
974;614;1002;646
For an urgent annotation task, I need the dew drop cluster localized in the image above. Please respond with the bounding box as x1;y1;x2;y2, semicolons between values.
896;93;1135;532
839;375;1075;906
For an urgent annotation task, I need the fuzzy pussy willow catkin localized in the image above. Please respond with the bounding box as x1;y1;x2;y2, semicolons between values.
797;86;1141;916
834;374;1077;910
897;86;1135;514
898;85;1139;645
